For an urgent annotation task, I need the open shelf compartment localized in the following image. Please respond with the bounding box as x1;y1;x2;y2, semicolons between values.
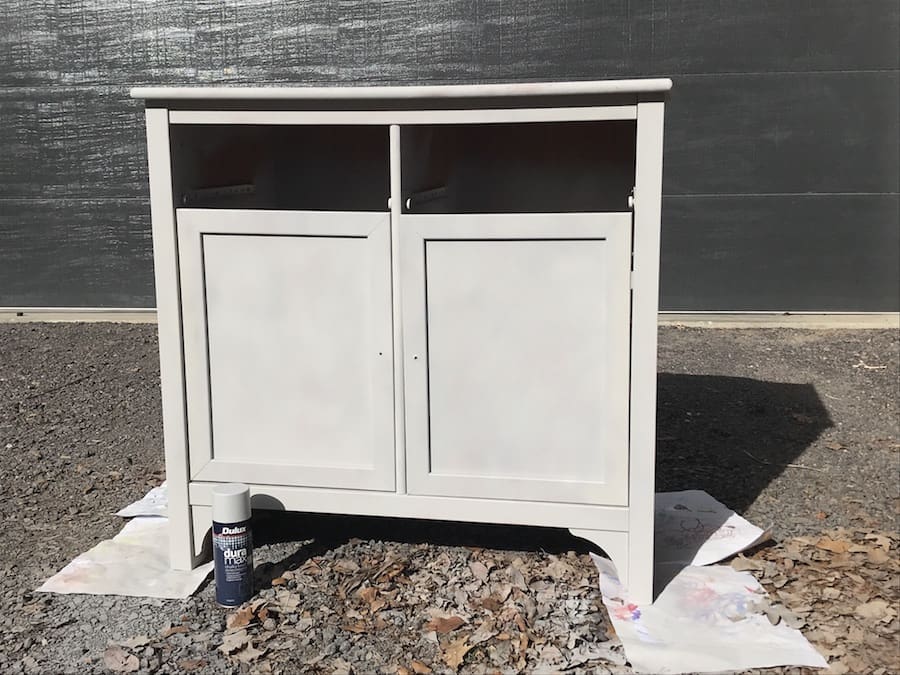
169;125;390;211
400;121;636;214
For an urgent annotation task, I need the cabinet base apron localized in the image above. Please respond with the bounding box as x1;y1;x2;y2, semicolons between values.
180;482;644;601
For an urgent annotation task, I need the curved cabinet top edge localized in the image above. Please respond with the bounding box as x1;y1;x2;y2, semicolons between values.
130;78;673;101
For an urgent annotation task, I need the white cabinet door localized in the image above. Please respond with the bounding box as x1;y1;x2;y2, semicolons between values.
401;213;632;505
177;209;395;490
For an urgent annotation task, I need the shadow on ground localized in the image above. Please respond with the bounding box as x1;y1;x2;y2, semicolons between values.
656;373;832;512
247;373;832;584
247;510;591;590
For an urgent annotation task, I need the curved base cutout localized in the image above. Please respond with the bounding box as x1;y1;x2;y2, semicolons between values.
569;528;633;595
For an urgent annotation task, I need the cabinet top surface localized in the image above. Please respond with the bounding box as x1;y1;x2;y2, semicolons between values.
131;78;672;102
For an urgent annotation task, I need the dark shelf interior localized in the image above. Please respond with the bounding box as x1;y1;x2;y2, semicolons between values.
170;125;391;211
400;121;636;214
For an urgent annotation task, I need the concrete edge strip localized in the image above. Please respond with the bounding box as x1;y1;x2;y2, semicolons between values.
0;308;897;329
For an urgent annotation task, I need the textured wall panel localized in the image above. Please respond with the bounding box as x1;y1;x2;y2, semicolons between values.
646;0;899;74
660;195;900;311
663;72;900;196
0;199;154;307
0;0;897;309
0;88;147;199
0;1;642;87
4;1;898;87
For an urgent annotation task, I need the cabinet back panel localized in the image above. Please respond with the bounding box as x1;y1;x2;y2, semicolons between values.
401;122;636;214
170;125;390;211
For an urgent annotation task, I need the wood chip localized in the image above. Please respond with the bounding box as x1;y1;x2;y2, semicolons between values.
469;620;498;646
219;629;250;655
235;644;266;663
177;659;206;671
469;561;489;582
441;635;472;670
118;635;150;649
358;586;377;604
868;548;890;564
477;596;499;612
226;606;255;630
424;615;465;634
864;533;892;550
855;599;891;620
816;537;852;554
161;624;189;637
103;646;139;673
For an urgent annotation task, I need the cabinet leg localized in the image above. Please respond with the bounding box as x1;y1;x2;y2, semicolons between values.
168;498;194;571
569;528;654;604
169;503;211;570
190;505;213;562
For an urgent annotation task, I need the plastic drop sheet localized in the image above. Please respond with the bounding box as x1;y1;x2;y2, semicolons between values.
591;490;827;674
37;516;212;599
115;482;168;518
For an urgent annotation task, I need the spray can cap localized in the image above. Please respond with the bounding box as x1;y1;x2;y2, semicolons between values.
212;483;251;523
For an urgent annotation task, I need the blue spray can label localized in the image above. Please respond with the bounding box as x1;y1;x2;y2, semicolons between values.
213;519;253;607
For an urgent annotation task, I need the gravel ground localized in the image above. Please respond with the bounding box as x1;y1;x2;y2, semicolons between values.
0;323;897;673
656;327;899;537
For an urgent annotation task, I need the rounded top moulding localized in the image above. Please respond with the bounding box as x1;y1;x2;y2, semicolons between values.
130;78;673;101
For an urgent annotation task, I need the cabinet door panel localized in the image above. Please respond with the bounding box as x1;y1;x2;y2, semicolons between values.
402;213;631;505
178;209;394;490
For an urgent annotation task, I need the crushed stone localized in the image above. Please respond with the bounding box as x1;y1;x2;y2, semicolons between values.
0;324;897;673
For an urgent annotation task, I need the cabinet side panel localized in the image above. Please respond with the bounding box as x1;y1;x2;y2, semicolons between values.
145;108;195;570
629;100;665;603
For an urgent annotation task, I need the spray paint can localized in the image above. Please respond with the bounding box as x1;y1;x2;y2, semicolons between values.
212;483;254;607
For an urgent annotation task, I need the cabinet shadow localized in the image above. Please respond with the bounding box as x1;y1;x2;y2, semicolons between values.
248;373;831;587
655;372;832;512
248;510;589;590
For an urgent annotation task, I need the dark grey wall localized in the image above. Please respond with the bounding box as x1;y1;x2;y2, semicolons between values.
1;1;898;310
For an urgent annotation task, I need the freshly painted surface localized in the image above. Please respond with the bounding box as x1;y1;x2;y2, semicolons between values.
167;106;638;126
628;99;666;606
401;213;631;505
131;79;672;100
145;85;665;602
176;209;396;491
144;107;194;570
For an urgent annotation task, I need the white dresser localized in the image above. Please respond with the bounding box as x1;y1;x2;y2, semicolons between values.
132;79;670;604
